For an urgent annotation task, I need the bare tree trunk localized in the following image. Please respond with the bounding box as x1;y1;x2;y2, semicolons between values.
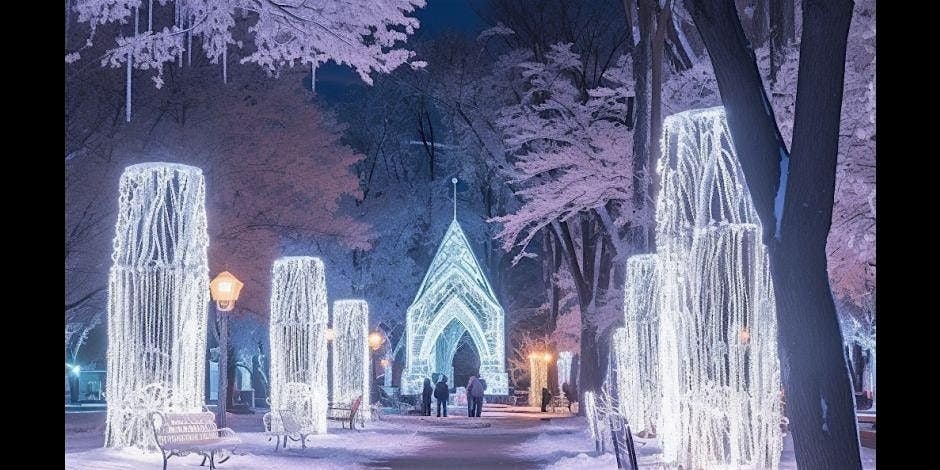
631;0;653;231
769;0;795;83
649;1;671;249
684;0;861;467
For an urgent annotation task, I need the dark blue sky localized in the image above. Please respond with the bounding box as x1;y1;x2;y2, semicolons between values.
311;0;487;99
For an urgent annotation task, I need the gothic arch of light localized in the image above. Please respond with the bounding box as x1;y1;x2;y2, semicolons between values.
419;297;490;374
401;216;508;395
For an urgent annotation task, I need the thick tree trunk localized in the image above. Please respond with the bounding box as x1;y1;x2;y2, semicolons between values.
631;0;653;220
557;219;602;416
684;0;860;467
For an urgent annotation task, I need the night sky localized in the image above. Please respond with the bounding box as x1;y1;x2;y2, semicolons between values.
313;0;487;99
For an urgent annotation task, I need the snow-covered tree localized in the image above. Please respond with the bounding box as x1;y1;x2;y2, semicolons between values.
66;66;370;317
493;44;636;261
68;0;426;119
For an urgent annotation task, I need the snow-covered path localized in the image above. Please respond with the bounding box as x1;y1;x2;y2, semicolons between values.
66;406;876;469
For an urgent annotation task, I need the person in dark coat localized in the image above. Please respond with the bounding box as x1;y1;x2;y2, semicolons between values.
466;376;477;417
467;375;486;417
434;375;450;417
421;378;434;416
562;382;573;412
540;387;552;412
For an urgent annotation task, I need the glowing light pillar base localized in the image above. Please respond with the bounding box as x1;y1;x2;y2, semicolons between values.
614;254;660;435
269;257;329;434
332;299;370;421
528;355;549;407
104;163;210;449
656;107;782;469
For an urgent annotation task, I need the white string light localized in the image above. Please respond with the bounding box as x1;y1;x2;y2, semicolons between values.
331;299;370;421
268;256;329;435
654;107;782;469
402;220;508;395
528;354;549;407
614;254;661;436
557;351;573;393
104;163;210;449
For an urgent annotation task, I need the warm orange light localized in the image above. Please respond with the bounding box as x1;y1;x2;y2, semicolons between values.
369;332;384;351
210;271;243;311
380;358;389;368
325;328;335;342
739;328;750;344
543;353;552;362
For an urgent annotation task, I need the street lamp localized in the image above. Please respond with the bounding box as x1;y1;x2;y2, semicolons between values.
368;331;384;351
209;271;243;428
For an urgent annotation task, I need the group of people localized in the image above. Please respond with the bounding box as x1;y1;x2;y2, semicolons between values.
420;373;488;418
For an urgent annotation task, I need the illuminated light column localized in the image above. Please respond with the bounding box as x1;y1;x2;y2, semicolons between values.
332;299;370;421
269;256;329;434
656;107;782;469
528;353;550;407
557;351;573;394
104;163;209;449
614;254;661;435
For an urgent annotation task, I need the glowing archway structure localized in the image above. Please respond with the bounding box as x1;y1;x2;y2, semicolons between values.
401;217;508;395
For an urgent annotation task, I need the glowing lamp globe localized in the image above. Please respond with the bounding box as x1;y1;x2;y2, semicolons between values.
210;271;243;311
543;353;552;362
369;332;384;351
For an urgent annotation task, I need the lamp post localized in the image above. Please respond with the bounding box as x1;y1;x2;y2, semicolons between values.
368;331;385;401
209;271;243;428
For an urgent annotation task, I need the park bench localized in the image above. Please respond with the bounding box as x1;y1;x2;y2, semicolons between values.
858;413;876;448
551;395;571;413
149;411;240;470
327;395;362;429
262;382;318;451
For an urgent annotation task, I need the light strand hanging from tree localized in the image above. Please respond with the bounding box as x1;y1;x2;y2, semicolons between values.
614;254;661;436
655;107;782;469
331;299;370;421
527;353;549;407
104;163;210;449
556;351;573;394
268;256;329;435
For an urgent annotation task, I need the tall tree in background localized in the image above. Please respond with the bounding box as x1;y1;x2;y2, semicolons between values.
684;0;861;467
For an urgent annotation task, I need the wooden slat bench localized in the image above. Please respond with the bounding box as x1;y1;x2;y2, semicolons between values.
858;413;876;449
327;396;362;429
149;411;240;470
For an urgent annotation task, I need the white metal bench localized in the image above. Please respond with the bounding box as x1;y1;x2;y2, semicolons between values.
262;382;318;451
149;411;241;470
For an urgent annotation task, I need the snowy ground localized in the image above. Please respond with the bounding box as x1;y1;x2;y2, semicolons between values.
66;406;876;469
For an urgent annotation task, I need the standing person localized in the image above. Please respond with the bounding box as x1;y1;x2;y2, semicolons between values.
434;375;450;417
468;375;486;417
466;376;477;417
540;387;552;413
562;382;573;412
421;378;434;416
